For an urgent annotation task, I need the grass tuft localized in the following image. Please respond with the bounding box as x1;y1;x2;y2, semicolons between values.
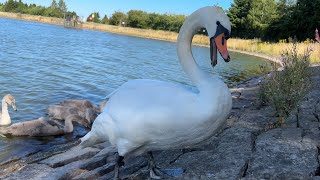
259;42;312;126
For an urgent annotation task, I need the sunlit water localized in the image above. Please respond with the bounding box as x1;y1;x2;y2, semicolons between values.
0;18;270;163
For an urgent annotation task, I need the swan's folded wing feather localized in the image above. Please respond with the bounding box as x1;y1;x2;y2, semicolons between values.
105;79;199;128
106;79;195;99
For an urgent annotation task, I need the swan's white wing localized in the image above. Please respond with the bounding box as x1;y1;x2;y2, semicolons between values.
106;79;198;116
103;79;198;113
101;79;210;149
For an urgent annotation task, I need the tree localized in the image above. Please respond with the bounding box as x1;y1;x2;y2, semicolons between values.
289;0;320;40
44;7;62;18
265;0;320;41
246;0;278;38
264;0;294;41
127;10;149;28
4;0;18;12
86;12;101;23
147;13;161;29
28;6;46;15
58;0;67;14
101;15;109;24
0;0;75;18
228;0;252;38
50;0;57;9
164;14;185;32
109;11;127;26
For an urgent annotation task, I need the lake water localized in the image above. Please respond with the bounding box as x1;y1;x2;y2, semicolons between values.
0;18;270;163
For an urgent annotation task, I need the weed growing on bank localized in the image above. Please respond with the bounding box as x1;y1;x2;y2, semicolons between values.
259;42;312;126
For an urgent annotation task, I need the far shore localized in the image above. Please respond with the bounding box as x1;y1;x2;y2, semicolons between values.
2;11;316;64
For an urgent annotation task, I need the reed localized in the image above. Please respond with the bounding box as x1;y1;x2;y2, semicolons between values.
82;23;179;42
227;38;320;64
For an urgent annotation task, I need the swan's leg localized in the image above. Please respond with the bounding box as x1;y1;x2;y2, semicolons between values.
147;151;163;179
114;153;124;180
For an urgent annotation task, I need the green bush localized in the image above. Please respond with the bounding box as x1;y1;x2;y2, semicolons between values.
259;42;312;125
1;0;72;19
109;11;127;26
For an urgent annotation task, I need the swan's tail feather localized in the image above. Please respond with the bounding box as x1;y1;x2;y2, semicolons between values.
80;131;100;148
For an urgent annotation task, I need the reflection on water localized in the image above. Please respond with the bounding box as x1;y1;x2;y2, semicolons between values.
0;17;270;163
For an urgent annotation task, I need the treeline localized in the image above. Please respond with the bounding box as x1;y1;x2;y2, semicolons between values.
88;0;319;41
228;0;320;41
1;0;319;41
86;10;186;33
0;0;76;18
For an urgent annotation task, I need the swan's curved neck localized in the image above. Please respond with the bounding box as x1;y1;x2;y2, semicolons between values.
177;14;210;88
1;99;11;126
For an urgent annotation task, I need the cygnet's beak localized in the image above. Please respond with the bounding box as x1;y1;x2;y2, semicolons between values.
12;104;17;111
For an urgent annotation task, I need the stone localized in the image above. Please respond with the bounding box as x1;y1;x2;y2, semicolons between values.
73;163;115;180
47;159;92;180
247;128;319;179
303;128;320;147
121;156;148;177
94;145;117;158
234;108;276;132
154;149;184;167
40;146;100;168
1;164;53;180
170;127;253;179
286;111;298;128
0;144;45;166
93;142;111;150
80;155;108;171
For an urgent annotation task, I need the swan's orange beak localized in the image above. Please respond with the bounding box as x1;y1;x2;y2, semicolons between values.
210;33;230;67
214;33;230;62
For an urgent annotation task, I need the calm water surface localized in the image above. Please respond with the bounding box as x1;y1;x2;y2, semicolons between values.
0;18;269;162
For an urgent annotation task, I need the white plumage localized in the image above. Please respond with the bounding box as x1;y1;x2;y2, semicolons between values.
81;6;232;179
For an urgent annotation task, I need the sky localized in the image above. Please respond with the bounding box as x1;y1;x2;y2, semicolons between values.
0;0;233;19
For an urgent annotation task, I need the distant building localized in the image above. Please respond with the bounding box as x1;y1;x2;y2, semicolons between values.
64;15;82;29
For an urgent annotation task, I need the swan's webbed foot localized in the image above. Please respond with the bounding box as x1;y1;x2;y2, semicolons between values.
114;153;124;180
147;151;164;179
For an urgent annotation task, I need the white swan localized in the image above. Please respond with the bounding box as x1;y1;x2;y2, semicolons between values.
80;6;232;179
0;94;17;126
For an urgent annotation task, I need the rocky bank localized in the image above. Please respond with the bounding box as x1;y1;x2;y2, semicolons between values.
0;66;319;180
